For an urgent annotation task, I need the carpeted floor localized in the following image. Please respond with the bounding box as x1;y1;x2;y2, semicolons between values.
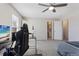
24;40;63;56
0;40;63;56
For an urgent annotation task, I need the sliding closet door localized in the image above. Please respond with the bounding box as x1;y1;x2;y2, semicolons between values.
54;20;62;40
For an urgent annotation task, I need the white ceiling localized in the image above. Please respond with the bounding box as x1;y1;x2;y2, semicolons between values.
12;3;79;19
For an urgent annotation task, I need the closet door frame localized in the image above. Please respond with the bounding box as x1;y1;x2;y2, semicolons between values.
62;20;69;41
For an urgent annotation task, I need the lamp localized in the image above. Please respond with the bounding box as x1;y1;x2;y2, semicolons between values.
49;7;54;10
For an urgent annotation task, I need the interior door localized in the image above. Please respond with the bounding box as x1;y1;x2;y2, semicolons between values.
54;20;62;40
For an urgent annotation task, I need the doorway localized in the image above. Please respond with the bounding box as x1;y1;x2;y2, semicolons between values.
12;14;19;32
47;21;52;40
47;20;69;41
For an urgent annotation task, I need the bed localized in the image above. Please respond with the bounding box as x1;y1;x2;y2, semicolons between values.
57;41;79;56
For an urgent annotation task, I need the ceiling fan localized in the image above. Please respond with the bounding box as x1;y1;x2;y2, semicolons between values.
38;3;68;13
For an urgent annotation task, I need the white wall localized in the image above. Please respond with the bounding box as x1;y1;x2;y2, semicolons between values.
23;18;63;41
23;18;53;40
0;3;22;27
0;3;22;40
23;19;62;40
23;15;79;41
0;4;11;25
68;12;79;41
22;5;79;41
23;13;79;41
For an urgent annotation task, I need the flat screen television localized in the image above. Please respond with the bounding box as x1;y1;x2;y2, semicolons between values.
0;25;10;40
0;25;10;50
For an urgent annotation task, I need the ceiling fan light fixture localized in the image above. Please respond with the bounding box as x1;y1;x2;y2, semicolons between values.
49;7;54;10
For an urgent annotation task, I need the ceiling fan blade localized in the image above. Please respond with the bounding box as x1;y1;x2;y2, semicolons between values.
38;3;50;7
52;3;68;7
42;8;49;12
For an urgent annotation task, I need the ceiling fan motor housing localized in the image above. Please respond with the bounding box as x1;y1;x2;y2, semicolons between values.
53;8;56;12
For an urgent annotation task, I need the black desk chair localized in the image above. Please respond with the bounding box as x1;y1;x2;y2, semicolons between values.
15;23;29;56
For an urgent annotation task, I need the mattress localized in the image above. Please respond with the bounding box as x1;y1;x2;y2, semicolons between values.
57;42;79;56
67;41;79;48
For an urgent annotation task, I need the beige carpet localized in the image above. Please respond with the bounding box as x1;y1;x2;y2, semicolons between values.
24;40;63;56
0;40;63;56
